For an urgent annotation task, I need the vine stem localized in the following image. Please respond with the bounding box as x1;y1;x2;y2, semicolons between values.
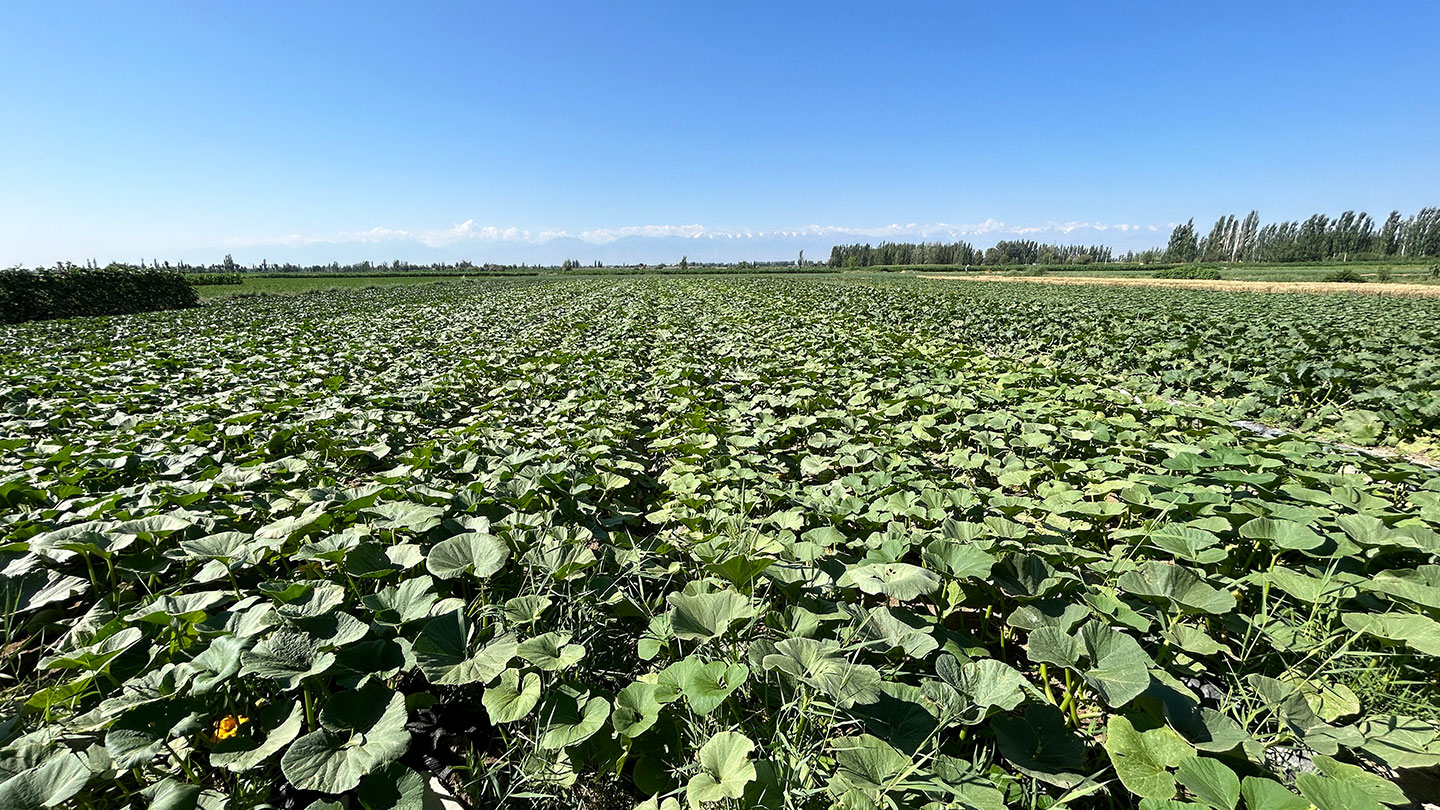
1039;663;1058;704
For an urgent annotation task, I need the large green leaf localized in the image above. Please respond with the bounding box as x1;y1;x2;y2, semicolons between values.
1342;612;1440;656
837;562;941;601
1239;778;1310;810
687;731;756;807
425;532;509;579
280;685;410;794
1080;622;1153;708
656;656;705;704
682;662;748;715
1264;566;1350;605
1239;518;1324;552
0;751;91;810
1161;624;1227;657
827;734;909;794
612;681;664;738
1294;773;1386;810
1103;716;1196;800
129;591;230;625
537;688;610;750
1148;526;1227;565
360;576;437;625
239;628;335;690
761;637;882;708
1118;562;1236;615
1028;617;1153;712
706;554;774;587
140;777;229;810
356;763;428;810
0;570;87;615
1357;715;1440;769
668;589;758;642
1007;599;1090;633
40;626;144;672
856;606;939;659
517;631;586;671
413;611;517;685
503;594;552;626
1164;704;1250;753
1311;755;1407;807
921;540;996;580
272;581;345;620
944;657;1026;725
1175;758;1240;810
1026;625;1082;669
481;668;542;724
105;701;204;769
992;704;1088;788
1364;566;1440;610
189;635;248;694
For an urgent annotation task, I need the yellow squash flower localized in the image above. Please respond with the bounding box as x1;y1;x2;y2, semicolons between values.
205;714;249;743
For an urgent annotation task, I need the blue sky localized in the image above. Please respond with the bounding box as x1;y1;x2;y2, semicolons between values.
3;1;1438;265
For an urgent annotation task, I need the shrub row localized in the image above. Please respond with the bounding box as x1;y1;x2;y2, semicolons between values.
1152;266;1223;280
0;267;200;324
184;272;244;286
1321;268;1365;283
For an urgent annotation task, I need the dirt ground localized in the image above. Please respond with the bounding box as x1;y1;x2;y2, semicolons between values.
917;273;1440;298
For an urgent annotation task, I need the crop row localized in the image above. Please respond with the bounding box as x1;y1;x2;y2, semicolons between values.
845;277;1440;449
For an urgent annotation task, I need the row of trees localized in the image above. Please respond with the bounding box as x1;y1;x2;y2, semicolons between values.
1165;208;1440;263
828;208;1440;269
22;257;833;277
827;240;1113;268
46;257;545;275
54;256;764;274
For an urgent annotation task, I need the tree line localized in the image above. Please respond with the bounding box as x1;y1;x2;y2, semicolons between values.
16;257;538;275
829;208;1440;268
827;240;1113;268
1165;208;1440;263
23;256;823;275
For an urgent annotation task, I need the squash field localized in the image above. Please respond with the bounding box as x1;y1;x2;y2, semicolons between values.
2;277;1440;810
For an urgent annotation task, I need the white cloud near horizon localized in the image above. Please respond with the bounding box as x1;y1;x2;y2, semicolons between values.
223;218;1171;250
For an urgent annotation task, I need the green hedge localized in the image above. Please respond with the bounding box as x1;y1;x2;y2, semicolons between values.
184;272;244;286
1321;268;1365;283
0;268;200;324
1153;266;1222;280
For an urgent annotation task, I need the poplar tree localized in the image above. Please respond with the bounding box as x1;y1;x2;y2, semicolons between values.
1164;219;1198;262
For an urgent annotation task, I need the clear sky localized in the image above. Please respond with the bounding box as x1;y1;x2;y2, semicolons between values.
3;1;1438;265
